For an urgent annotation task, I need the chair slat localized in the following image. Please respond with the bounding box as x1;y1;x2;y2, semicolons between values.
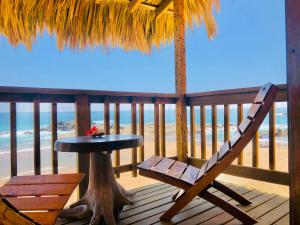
248;103;262;119
196;161;208;181
180;165;200;184
6;196;69;210
218;141;231;161
6;173;84;186
152;158;175;174
137;155;162;170
239;118;252;134
254;83;273;103
0;183;77;197
206;152;219;172
230;131;242;147
23;211;59;225
166;161;187;179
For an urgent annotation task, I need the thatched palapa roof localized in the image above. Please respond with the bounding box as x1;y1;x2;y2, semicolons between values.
0;0;219;52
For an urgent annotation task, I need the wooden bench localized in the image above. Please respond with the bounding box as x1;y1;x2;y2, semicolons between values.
0;173;84;225
138;83;279;224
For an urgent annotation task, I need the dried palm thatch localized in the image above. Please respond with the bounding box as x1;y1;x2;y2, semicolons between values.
0;0;219;52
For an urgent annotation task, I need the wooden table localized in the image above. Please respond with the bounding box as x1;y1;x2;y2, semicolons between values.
55;134;143;225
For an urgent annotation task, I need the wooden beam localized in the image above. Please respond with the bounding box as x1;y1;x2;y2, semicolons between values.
155;0;173;19
33;97;41;175
10;102;17;177
128;0;143;12
174;0;188;162
286;0;300;223
75;95;90;197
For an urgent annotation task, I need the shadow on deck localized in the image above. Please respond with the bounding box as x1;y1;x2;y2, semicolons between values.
56;182;289;225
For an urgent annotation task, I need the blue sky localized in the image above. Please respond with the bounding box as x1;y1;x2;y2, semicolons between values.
0;0;286;93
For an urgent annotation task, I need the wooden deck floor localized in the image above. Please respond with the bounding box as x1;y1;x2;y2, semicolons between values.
56;182;289;225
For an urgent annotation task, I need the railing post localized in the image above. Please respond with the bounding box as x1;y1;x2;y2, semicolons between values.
286;0;300;222
114;103;121;178
10;102;17;177
33;96;41;175
75;95;90;197
131;101;137;177
174;0;188;162
237;104;243;165
51;103;58;174
190;106;196;157
154;101;160;156
200;105;206;159
160;104;166;157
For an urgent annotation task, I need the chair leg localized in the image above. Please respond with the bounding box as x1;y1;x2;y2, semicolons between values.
212;181;252;206
200;191;257;224
172;189;185;201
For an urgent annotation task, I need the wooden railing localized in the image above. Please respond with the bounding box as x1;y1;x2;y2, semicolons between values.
186;84;289;185
0;84;289;195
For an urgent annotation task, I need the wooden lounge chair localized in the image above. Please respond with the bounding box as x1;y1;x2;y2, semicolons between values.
137;83;279;224
0;173;84;225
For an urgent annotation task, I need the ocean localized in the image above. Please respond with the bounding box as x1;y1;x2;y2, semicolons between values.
0;106;288;153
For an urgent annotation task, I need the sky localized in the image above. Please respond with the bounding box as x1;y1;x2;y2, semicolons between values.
0;0;286;93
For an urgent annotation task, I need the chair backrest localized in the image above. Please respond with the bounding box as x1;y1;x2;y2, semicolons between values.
0;198;38;225
195;83;279;182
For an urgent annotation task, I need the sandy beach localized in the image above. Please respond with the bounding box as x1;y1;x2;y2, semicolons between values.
0;122;289;205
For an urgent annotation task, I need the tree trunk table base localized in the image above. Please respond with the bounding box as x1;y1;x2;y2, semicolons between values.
60;152;134;225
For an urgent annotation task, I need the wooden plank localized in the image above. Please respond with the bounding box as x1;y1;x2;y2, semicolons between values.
224;104;230;141
160;104;166;157
75;95;90;197
128;0;143;12
218;141;231;161
33;97;41;175
269;103;276;170
252;132;259;168
51;103;58;174
174;0;188;162
286;0;300;222
154;102;160;156
166;161;187;179
237;104;243;165
114;103;121;178
6;173;84;185
10;102;17;177
212;105;217;154
138;155;163;170
248;103;261;119
206;152;219;172
104;101;110;135
155;0;173;19
24;211;59;225
196;161;208;181
180;165;200;184
152;158;175;174
200;105;206;159
230;131;241;147
190;106;196;157
239;118;251;134
254;83;273;103
258;200;289;224
0;183;78;197
274;214;289;225
6;196;69;210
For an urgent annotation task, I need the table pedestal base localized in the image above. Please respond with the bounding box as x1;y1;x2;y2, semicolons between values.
60;152;134;225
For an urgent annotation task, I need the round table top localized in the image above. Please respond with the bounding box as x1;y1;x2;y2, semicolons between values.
54;134;143;153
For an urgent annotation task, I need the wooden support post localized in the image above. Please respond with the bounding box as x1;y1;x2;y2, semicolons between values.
51;103;58;174
33;97;41;175
104;102;110;135
131;102;138;177
224;104;230;141
10;102;17;177
154;102;160;156
286;0;300;223
75;95;90;197
160;104;166;157
269;104;276;170
252;132;259;168
174;0;188;162
114;103;121;178
139;104;145;161
200;105;206;159
211;105;217;154
190;106;196;157
237;104;243;165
